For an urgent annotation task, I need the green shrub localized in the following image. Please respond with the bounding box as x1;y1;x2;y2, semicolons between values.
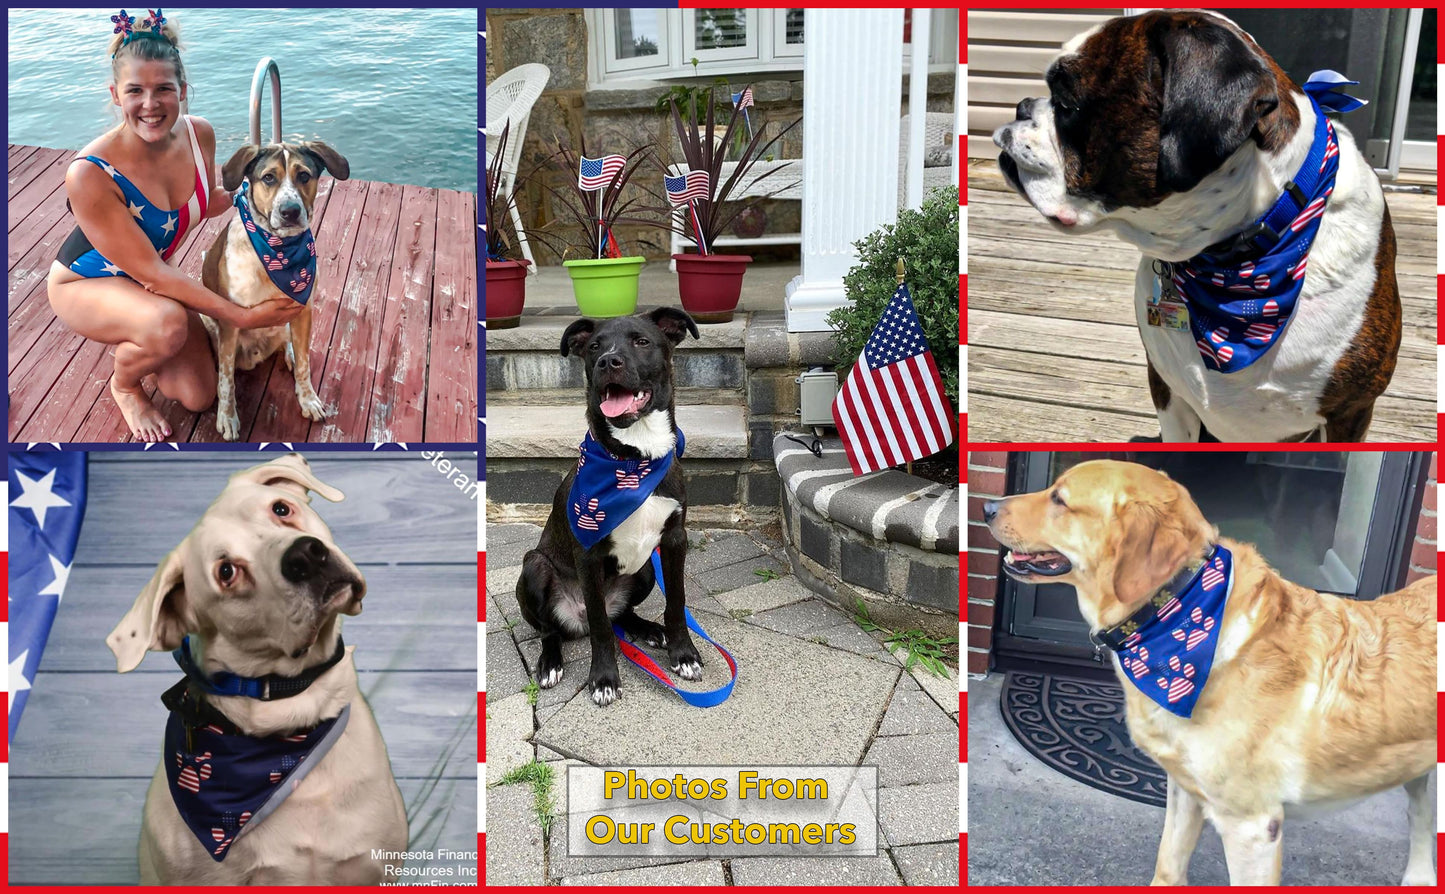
828;186;959;410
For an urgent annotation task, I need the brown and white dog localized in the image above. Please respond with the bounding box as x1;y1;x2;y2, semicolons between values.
984;460;1436;885
992;11;1400;442
202;142;349;440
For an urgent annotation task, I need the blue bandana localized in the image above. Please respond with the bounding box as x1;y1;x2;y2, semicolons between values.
565;428;685;549
1102;544;1233;718
161;679;349;861
1163;72;1364;373
234;183;316;305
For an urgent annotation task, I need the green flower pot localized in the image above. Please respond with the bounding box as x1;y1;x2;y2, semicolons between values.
563;256;645;317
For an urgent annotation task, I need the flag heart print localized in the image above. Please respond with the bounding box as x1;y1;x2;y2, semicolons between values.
1115;545;1232;718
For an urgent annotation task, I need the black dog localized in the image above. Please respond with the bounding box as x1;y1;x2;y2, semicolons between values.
516;307;704;706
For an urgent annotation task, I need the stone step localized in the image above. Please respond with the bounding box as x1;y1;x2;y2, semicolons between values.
486;404;747;459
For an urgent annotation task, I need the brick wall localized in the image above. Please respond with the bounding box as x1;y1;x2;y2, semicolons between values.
965;452;1008;676
1405;452;1437;584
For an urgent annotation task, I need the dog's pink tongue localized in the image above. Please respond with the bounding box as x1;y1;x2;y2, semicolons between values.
600;389;648;418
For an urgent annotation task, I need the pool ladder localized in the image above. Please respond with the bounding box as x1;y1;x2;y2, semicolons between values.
249;57;283;145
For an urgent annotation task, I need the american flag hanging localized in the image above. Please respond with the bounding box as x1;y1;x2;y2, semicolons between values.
9;452;88;740
831;283;954;475
664;170;711;206
733;87;754;109
578;154;627;190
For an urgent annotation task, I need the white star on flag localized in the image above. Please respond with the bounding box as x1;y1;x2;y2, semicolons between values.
38;554;72;598
161;215;176;235
10;650;33;702
129;201;145;220
102;261;122;276
10;468;72;529
101;162;119;178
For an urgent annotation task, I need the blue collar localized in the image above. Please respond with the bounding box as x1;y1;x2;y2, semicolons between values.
565;428;685;549
1098;544;1233;718
1161;72;1363;373
173;635;346;701
233;183;317;304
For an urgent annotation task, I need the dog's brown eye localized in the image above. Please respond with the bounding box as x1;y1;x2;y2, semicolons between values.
219;561;235;583
1050;490;1067;508
298;171;311;184
262;173;277;185
635;337;650;347
272;501;291;518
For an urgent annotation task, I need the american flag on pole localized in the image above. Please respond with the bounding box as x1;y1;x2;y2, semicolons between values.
732;87;754;109
831;283;954;475
664;170;711;206
578;154;626;190
9;452;88;740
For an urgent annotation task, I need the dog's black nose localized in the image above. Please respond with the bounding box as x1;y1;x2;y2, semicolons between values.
1015;98;1035;122
597;355;624;371
982;500;999;523
280;206;302;225
281;536;330;583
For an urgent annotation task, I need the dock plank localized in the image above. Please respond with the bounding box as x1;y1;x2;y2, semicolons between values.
966;163;1437;443
7;145;476;443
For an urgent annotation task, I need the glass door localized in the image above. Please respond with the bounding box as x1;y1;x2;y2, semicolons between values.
995;452;1427;670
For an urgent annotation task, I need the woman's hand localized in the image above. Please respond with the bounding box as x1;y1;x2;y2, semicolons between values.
233;297;306;329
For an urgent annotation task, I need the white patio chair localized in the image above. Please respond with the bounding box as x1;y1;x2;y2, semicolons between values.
485;63;550;273
898;112;955;208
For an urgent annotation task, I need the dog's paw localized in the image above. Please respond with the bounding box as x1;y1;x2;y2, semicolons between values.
672;659;703;681
217;410;242;441
297;390;326;422
537;663;564;689
590;682;620;706
670;640;704;681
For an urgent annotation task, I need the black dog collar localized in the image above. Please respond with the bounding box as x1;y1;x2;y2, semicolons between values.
173;635;346;701
1092;548;1214;651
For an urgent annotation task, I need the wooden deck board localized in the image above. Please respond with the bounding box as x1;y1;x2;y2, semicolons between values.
967;163;1437;443
7;146;477;443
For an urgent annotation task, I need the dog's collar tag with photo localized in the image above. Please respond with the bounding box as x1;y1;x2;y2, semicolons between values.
1104;544;1233;718
1148;273;1190;331
233;183;317;305
161;679;350;861
566;428;685;549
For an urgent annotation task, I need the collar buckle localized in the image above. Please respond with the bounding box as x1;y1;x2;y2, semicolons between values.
1206;221;1281;265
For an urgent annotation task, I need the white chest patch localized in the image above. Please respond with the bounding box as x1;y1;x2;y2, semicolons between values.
607;494;680;575
607;409;676;460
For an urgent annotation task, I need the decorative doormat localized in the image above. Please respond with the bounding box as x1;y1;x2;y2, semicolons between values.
1000;671;1167;807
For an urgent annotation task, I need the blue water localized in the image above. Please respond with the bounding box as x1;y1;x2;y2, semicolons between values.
8;8;477;192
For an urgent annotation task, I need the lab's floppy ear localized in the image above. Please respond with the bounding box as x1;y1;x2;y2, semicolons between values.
561;318;597;357
232;453;345;503
1109;501;1194;612
1153;17;1276;195
647;307;699;346
106;543;193;673
222;144;262;192
299;140;350;181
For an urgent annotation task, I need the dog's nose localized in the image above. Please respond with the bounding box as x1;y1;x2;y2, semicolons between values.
281;536;330;583
279;206;302;226
982;500;999;523
597;355;624;371
1015;98;1037;122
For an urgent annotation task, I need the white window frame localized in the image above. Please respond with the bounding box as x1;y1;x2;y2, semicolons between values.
587;9;957;89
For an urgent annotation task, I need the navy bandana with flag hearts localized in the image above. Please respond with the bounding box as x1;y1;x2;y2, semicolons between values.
1164;72;1364;373
1114;544;1233;718
162;681;349;861
234;183;316;305
566;428;684;549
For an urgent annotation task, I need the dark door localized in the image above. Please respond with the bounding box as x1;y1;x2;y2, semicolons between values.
994;451;1427;671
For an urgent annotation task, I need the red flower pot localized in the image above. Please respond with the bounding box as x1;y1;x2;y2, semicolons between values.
485;258;531;329
672;253;752;324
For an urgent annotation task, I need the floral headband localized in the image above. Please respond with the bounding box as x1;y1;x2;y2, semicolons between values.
111;8;167;55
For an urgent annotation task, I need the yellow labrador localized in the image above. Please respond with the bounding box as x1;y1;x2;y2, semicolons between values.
107;454;406;884
984;460;1436;885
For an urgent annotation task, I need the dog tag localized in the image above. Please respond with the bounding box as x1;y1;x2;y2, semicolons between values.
1148;277;1190;331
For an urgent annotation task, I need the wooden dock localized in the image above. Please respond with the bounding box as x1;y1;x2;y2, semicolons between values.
967;162;1437;443
7;144;477;444
8;453;478;884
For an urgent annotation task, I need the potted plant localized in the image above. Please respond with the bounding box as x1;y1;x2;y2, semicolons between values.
652;68;736;156
529;137;656;318
483;122;529;329
656;85;800;323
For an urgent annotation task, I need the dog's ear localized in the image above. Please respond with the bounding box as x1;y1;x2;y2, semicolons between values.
648;307;699;345
561;319;596;357
1153;16;1276;195
107;543;193;673
299;141;350;181
1109;501;1196;612
232;453;345;504
222;145;261;192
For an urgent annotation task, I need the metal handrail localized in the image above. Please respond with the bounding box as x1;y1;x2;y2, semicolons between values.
249;57;282;145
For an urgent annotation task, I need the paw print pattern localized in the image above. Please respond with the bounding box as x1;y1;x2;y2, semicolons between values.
573;497;606;531
615;459;654;489
1170;606;1217;651
175;750;214;793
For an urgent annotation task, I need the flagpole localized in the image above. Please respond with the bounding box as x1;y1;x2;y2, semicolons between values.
596;188;604;260
897;257;909;476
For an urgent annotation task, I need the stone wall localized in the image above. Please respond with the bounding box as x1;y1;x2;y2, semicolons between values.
487;8;955;264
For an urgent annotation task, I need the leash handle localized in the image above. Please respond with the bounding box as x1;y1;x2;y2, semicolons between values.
610;550;738;708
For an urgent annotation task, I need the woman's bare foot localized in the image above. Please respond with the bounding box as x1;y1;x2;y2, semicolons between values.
110;377;171;441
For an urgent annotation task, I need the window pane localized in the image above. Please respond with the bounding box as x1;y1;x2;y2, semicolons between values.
785;9;804;45
615;9;662;59
695;9;748;50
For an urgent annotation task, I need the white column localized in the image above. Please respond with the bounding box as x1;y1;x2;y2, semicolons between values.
905;9;931;210
786;9;904;332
